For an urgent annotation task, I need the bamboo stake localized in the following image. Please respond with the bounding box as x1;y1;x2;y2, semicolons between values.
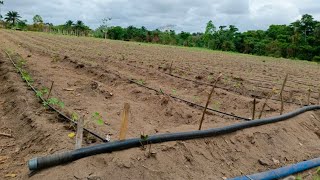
198;74;222;130
75;116;84;149
280;74;288;115
47;81;54;100
252;98;256;120
169;61;173;75
119;103;130;140
307;88;311;105
258;93;273;119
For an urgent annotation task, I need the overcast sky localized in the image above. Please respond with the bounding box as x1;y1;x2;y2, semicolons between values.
1;0;320;32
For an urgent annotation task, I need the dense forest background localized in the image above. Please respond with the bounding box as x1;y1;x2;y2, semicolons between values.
1;4;320;62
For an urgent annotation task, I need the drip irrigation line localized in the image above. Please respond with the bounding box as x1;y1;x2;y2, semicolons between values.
4;50;107;143
165;72;313;106
173;64;320;90
128;79;250;121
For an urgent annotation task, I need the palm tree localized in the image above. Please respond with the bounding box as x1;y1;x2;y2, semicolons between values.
5;11;21;26
74;20;85;30
64;20;74;28
0;1;4;20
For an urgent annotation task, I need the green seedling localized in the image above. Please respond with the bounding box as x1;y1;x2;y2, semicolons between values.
17;59;26;68
207;75;213;81
172;89;177;95
137;79;145;85
43;97;65;108
193;95;200;102
21;70;34;83
159;88;164;94
92;112;104;125
140;134;149;141
36;87;49;98
140;132;149;149
71;112;79;122
233;82;241;89
222;76;231;85
212;100;221;111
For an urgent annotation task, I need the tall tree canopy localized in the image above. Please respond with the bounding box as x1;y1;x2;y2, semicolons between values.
5;11;21;26
33;14;43;24
1;11;319;62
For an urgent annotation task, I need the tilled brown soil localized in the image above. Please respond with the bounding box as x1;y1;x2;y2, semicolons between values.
0;29;320;179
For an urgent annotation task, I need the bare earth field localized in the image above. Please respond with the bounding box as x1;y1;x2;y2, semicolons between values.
0;29;320;179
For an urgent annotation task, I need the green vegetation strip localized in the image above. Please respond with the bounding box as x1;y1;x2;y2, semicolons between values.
4;50;107;142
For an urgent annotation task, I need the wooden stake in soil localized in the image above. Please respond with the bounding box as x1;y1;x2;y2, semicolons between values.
307;88;311;105
198;74;223;130
280;74;288;115
47;81;54;100
169;61;173;75
258;93;273;119
119;103;130;140
252;98;256;120
75;116;84;149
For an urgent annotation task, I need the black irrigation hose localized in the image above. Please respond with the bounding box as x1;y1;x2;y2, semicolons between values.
4;51;107;143
28;105;320;171
128;79;251;121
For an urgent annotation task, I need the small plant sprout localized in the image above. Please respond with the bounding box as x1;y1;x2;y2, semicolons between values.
137;79;145;85
71;112;79;122
207;75;213;81
159;88;164;94
211;100;221;111
140;132;149;149
172;89;177;95
21;70;33;83
43;97;65;108
36;87;49;98
17;59;26;68
140;132;149;141
233;82;241;89
92;112;104;125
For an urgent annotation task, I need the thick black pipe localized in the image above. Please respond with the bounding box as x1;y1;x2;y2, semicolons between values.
29;105;320;171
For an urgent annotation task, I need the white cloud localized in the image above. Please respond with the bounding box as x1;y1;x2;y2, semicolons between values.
1;0;320;32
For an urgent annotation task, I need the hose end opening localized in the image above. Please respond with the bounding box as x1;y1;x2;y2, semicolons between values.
28;158;38;171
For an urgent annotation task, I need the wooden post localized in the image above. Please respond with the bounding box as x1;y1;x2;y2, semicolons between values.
119;103;130;140
47;81;54;100
169;61;173;75
75;116;84;149
307;88;311;105
198;74;222;130
252;98;256;120
280;74;288;115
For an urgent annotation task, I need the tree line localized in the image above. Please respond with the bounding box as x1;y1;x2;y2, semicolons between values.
0;8;320;62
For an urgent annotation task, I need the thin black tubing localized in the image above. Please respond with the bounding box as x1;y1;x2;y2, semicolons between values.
128;79;251;121
4;50;107;142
